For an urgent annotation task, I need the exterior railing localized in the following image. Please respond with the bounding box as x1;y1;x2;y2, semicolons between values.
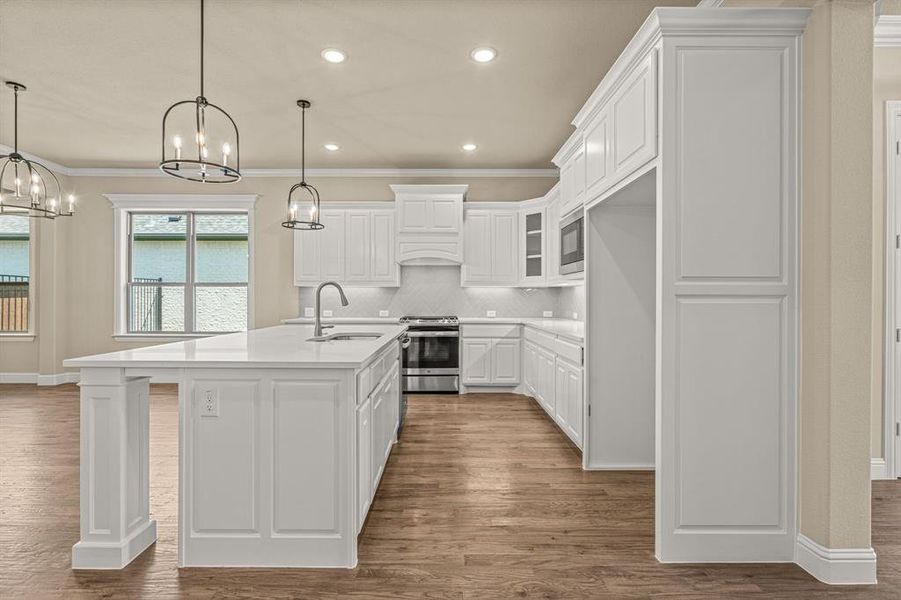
0;274;29;332
132;277;163;332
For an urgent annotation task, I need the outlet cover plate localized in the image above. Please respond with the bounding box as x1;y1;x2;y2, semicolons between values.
486;310;497;318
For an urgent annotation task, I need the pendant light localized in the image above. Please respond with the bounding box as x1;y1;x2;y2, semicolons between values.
0;82;75;219
282;100;324;230
160;0;240;183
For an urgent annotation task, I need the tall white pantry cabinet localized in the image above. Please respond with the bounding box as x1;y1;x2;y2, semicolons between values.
560;8;810;566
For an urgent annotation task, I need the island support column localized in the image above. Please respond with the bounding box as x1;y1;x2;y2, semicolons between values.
72;368;156;569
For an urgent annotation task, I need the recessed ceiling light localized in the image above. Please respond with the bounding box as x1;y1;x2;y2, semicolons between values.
321;48;346;64
470;47;497;63
462;143;477;152
324;143;340;152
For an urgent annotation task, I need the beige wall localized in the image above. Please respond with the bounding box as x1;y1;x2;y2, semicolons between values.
0;175;554;375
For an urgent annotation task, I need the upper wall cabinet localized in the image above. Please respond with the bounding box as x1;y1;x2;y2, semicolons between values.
392;184;467;264
556;50;658;207
609;52;657;187
294;205;400;287
462;207;519;287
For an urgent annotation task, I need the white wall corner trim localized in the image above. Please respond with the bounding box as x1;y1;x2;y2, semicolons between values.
871;458;888;480
875;15;901;47
794;534;877;585
883;101;901;483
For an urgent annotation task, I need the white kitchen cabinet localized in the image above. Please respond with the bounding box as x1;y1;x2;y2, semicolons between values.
491;339;521;385
345;211;372;282
558;135;585;218
294;205;399;287
610;51;657;187
584;106;612;199
555;356;583;448
461;324;522;387
522;327;583;448
320;211;346;281
355;394;372;533
462;208;520;286
523;340;538;396
537;346;557;418
392;185;467;264
520;206;546;285
461;338;492;385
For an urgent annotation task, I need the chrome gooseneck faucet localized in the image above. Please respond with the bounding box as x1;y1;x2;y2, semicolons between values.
314;281;349;337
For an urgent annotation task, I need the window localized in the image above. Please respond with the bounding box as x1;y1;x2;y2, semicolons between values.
127;212;249;334
0;215;31;333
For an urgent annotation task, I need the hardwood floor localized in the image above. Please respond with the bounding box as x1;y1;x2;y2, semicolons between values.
0;383;898;599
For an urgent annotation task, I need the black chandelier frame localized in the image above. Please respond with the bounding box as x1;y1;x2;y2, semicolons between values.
282;100;324;231
0;81;73;219
159;0;241;183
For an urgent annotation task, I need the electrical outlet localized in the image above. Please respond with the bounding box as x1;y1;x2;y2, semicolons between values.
200;389;219;417
379;310;389;317
323;310;333;317
543;310;553;318
303;307;314;317
486;310;497;318
572;312;579;320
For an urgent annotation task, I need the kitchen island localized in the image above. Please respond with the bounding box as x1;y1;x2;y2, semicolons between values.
64;324;406;569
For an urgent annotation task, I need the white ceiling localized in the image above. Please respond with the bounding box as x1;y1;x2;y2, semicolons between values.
0;0;695;170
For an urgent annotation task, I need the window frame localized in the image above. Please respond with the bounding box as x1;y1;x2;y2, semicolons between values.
109;194;257;341
0;214;36;339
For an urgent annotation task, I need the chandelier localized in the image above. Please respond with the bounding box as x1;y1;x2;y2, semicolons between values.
0;82;74;219
160;0;240;183
281;100;323;230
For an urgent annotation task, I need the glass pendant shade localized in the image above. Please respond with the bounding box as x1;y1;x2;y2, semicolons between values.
282;100;324;230
0;82;74;219
160;0;240;183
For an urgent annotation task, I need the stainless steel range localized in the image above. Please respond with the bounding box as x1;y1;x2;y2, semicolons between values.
399;315;460;394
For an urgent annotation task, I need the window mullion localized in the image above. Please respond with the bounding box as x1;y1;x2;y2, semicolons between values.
186;212;196;333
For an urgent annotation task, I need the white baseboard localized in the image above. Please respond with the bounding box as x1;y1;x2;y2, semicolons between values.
1;372;79;386
871;458;888;480
37;372;80;386
794;534;876;585
0;372;38;384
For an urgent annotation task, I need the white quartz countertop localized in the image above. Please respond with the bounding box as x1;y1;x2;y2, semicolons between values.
282;316;585;343
64;325;407;370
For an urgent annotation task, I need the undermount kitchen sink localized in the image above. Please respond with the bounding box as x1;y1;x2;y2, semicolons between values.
307;332;384;342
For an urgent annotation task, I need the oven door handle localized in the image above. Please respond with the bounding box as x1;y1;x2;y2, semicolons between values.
405;331;459;338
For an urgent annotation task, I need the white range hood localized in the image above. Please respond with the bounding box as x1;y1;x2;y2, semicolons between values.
391;184;467;265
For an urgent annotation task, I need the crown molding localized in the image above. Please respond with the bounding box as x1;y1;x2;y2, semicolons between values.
695;0;725;7
104;193;259;210
875;15;901;47
0;146;557;179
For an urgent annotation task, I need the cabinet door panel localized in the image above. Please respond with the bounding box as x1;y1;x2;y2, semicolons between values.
356;396;372;531
611;52;657;180
554;359;569;432
492;212;519;284
566;361;583;448
491;339;521;385
573;147;586;205
294;229;320;284
432;199;460;232
345;211;371;282
320;211;346;280
463;211;492;282
462;339;492;385
399;199;429;232
371;211;396;281
585;109;611;197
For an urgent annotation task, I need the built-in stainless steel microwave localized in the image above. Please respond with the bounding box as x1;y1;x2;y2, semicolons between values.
560;210;584;275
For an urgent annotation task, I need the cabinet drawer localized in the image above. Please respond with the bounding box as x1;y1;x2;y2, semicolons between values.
462;324;521;339
524;327;556;350
555;338;583;365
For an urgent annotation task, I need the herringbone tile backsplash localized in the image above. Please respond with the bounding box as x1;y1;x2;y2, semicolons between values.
298;266;585;319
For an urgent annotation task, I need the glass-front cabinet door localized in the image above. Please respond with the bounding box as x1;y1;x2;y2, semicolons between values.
521;207;546;285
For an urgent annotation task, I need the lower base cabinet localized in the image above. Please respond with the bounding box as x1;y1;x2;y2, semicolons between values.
523;331;584;449
356;349;400;534
461;325;522;386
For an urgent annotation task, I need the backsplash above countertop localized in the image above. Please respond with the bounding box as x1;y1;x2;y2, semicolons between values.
298;265;584;319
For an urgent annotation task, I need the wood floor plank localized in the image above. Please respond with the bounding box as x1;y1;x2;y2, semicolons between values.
0;383;898;599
